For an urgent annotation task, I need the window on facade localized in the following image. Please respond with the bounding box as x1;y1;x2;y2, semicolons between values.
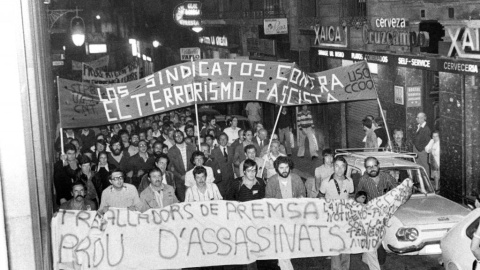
340;0;367;18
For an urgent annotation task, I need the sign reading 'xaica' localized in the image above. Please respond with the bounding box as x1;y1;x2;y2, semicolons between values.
314;25;348;47
445;26;480;60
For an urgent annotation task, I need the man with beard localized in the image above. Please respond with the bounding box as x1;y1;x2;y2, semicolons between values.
168;130;196;202
264;156;304;270
59;181;97;210
357;156;398;266
127;133;140;156
265;156;306;199
152;141;164;158
319;156;354;270
139;168;178;212
107;135;130;173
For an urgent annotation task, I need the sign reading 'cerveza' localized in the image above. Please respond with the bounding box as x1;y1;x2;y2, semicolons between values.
52;180;412;270
58;60;376;128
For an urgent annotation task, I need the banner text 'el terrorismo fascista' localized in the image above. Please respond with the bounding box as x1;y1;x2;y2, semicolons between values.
58;60;377;128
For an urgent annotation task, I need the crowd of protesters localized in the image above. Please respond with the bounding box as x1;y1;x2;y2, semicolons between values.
53;104;438;270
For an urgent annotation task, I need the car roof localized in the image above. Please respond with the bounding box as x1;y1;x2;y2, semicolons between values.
335;150;420;170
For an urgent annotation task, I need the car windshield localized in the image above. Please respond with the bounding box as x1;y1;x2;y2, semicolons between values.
380;167;434;195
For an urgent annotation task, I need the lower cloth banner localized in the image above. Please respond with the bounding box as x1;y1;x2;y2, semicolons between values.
52;179;412;270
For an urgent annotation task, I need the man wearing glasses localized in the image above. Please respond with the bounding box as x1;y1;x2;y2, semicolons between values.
357;156;398;267
98;169;143;215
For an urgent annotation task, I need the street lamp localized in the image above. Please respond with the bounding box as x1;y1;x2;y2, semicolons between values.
70;8;85;46
152;40;161;48
191;26;203;33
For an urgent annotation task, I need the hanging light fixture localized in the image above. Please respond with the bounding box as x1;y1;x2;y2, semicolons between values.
191;26;203;33
70;8;85;46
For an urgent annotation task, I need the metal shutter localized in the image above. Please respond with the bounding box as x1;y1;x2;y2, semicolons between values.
346;100;379;148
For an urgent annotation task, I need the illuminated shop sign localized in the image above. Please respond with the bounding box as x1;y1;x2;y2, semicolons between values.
173;1;202;27
374;18;406;28
445;26;480;60
314;25;348;47
362;25;429;47
398;57;431;68
199;36;228;47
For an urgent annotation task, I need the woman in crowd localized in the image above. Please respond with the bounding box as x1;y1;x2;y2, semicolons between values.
92;151;116;201
223;116;240;145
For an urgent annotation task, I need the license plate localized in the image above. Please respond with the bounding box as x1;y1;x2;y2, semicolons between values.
424;244;441;254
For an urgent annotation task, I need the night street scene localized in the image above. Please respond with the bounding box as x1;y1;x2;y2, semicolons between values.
4;0;480;270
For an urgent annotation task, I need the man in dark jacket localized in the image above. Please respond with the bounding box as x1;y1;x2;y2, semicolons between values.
211;133;235;197
413;112;431;177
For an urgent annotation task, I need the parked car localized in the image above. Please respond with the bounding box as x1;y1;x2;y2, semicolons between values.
336;150;471;256
197;107;250;131
441;208;479;270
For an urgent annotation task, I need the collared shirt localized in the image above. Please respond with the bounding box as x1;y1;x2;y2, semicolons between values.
185;165;216;187
297;110;314;128
417;122;426;132
319;175;354;200
150;184;164;209
223;127;240;144
139;183;178;212
99;183;143;212
177;143;188;170
185;183;223;202
392;140;411;153
357;172;398;202
278;176;293;199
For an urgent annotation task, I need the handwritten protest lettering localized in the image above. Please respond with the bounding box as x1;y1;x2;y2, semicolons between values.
58;60;376;128
52;180;412;270
82;63;140;84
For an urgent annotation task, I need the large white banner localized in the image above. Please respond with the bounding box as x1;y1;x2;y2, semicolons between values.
52;180;412;270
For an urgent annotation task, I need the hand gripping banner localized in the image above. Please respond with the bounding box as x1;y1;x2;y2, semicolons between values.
58;60;377;128
52;179;412;269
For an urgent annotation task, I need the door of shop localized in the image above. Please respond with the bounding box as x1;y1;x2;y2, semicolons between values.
346;100;379;148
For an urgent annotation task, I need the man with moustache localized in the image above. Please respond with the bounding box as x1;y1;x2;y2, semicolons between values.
127;133;140;156
357;156;398;266
319;156;355;270
107;135;130;173
168;130;196;202
264;156;305;270
139;168;178;212
265;156;306;199
59;181;97;210
138;153;176;194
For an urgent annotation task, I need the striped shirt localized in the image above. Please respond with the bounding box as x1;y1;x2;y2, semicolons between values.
357;172;398;202
297;110;314;128
185;183;223;202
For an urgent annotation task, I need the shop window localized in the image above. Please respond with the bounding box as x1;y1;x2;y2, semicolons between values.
340;0;367;28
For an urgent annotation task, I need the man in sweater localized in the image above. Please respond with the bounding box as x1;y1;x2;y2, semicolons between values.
297;105;318;160
413;112;431;177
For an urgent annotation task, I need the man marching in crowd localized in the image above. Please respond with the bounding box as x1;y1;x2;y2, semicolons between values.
318;156;354;270
297;105;318;160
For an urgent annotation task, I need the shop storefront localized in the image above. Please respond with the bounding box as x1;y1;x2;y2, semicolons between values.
309;40;480;201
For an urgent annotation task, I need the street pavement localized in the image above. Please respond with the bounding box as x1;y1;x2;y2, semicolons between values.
286;149;443;269
290;254;443;270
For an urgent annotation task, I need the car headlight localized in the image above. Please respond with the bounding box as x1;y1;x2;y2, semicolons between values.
396;227;419;242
